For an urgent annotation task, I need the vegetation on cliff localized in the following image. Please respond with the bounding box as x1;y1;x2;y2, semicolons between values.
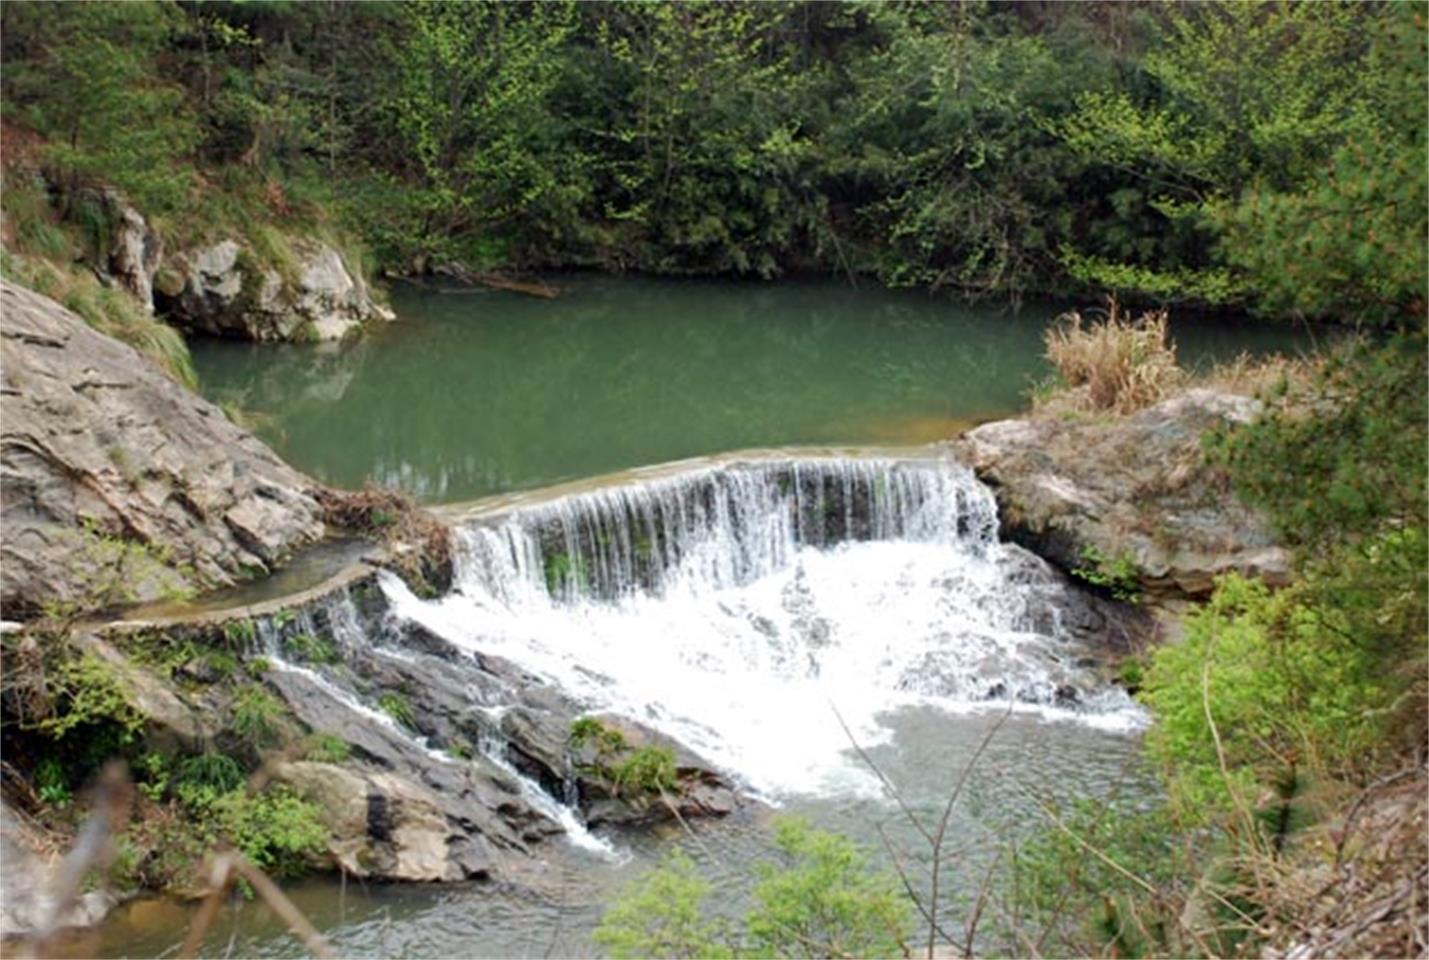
1;2;1422;322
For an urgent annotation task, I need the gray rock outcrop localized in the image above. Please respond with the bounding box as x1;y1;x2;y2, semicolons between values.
159;237;393;342
956;388;1291;599
101;192;162;312
0;281;326;617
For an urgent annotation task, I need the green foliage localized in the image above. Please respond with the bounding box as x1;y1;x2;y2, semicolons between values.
303;733;351;764
595;818;909;958
1072;545;1141;603
223;619;258;646
284;632;337;665
594;852;733;959
1206;334;1427;556
610;746;678;796
1;1;198;214
179;752;245;796
32;651;144;743
746;817;911;958
35;757;73;808
212;785;327;878
377;691;415;729
569;715;627;756
245;656;271;678
1141;573;1390;822
230;685;283;747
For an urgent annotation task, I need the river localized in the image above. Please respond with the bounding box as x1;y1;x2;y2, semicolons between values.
84;279;1310;958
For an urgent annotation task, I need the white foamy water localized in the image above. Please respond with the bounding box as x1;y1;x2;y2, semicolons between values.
384;455;1146;799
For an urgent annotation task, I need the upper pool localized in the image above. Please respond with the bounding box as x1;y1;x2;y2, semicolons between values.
191;276;1314;503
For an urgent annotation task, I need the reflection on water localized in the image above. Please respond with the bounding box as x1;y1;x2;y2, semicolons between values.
191;277;1313;504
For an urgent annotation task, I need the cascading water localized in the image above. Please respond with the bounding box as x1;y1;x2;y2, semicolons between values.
383;452;1146;801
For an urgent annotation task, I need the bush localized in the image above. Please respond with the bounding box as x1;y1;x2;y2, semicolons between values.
213;785;327;877
593;852;733;959
595;818;909;959
1043;301;1184;414
611;746;678;796
1140;573;1390;824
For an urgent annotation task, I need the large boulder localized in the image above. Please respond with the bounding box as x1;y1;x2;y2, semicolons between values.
273;761;491;883
956;389;1291;600
0;281;326;617
158;237;393;342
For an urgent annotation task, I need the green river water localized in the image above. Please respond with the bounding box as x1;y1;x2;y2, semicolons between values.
192;276;1312;504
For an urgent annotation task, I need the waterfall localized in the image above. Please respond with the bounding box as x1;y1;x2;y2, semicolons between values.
384;453;1147;800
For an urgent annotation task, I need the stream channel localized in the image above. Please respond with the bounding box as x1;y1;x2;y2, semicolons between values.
91;277;1311;957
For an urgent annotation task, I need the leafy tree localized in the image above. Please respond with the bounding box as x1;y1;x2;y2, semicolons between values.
1;1;197;215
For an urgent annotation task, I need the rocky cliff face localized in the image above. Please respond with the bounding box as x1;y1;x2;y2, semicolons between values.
957;389;1291;600
157;237;393;342
0;281;326;617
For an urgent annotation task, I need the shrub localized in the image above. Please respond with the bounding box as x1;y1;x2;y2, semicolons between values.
611;746;677;795
1140;573;1389;824
594;818;909;959
746;818;911;958
1043;300;1184;414
1071;545;1142;603
213;785;328;878
594;852;733;959
284;632;337;665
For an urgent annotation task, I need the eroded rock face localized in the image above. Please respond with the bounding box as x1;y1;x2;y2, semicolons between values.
0;281;326;617
160;237;393;342
102;192;162;312
956;389;1291;599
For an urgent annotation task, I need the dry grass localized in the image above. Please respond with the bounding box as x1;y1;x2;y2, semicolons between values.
1043;299;1185;415
0;248;196;389
316;484;453;596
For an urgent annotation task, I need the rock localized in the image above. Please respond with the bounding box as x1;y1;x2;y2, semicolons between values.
0;800;119;938
100;192;162;311
0;281;326;618
274;761;489;883
161;237;393;342
77;635;217;751
956;388;1291;600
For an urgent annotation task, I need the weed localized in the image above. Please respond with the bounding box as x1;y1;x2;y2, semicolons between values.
1043;299;1183;414
377;691;415;729
284;632;337;665
231;685;283;747
302;733;351;764
1071;545;1141;603
35;757;73;807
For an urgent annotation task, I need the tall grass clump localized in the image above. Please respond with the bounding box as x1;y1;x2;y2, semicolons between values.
0;250;196;390
1044;300;1185;414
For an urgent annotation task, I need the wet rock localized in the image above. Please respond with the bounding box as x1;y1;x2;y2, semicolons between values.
161;237;393;342
0;281;326;618
957;389;1291;600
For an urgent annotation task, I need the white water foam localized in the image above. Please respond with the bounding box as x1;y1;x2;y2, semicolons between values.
385;456;1147;799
